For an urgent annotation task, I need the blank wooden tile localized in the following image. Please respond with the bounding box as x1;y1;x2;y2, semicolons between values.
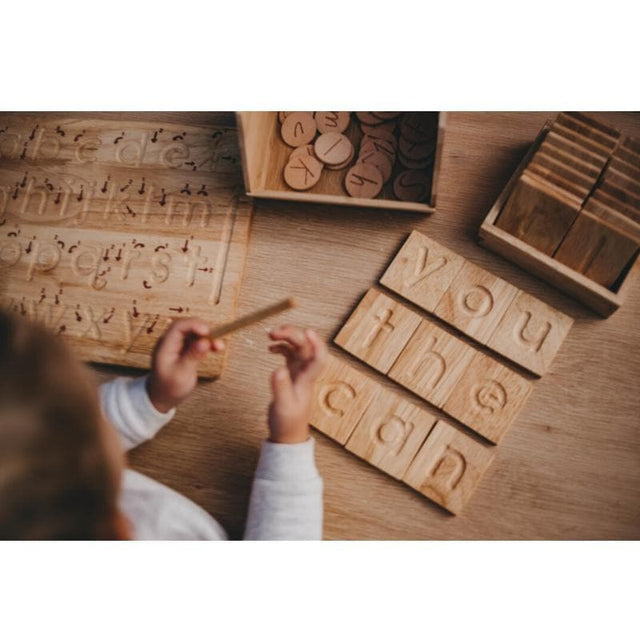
310;354;379;445
379;230;466;312
434;261;518;345
335;289;422;374
403;421;495;514
345;388;437;480
388;319;475;408
442;351;533;444
486;290;574;376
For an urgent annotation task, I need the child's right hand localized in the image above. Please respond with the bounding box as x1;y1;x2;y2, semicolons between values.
267;326;327;444
146;317;225;414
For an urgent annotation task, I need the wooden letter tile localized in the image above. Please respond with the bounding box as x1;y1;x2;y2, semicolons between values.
553;205;640;289
388;320;475;408
334;289;422;374
442;351;533;444
434;261;518;345
495;172;582;255
486;290;574;376
379;230;466;313
345;388;437;480
403;421;495;514
310;355;379;445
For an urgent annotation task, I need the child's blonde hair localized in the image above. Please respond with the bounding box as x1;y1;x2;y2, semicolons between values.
0;309;120;539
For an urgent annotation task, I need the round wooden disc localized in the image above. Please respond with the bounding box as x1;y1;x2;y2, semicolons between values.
399;112;438;144
284;154;323;190
359;149;393;182
359;138;396;164
393;169;429;201
344;162;384;198
314;133;353;166
361;129;398;152
278;111;294;124
361;121;396;135
281;112;317;147
289;144;318;162
398;148;433;170
356;112;385;125
326;143;354;170
315;111;351;134
398;134;436;161
372;111;401;120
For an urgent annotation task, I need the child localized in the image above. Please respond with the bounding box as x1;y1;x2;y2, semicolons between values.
0;310;326;540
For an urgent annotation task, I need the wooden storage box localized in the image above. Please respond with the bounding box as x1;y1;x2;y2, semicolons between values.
478;124;640;317
236;112;445;214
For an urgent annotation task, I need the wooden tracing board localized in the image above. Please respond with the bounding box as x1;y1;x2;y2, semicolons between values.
0;115;253;378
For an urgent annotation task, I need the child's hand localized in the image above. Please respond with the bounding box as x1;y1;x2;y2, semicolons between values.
267;325;327;444
146;318;225;414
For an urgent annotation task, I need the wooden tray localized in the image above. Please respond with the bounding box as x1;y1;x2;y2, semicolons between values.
235;112;446;214
478;124;640;317
0;115;253;377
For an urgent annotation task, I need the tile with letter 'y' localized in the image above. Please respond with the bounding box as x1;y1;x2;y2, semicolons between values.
310;354;379;445
379;230;466;313
388;319;476;408
403;421;495;514
345;387;437;480
442;351;533;444
434;261;518;345
486;290;574;376
334;288;422;374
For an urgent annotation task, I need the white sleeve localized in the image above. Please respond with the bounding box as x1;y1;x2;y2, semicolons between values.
244;438;324;540
99;376;176;452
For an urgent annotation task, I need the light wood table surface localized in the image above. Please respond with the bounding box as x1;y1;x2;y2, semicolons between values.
86;111;640;540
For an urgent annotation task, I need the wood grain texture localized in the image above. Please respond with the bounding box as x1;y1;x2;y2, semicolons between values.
345;388;436;480
389;320;475;408
68;111;639;540
0;114;252;378
334;288;421;374
442;351;534;444
434;260;519;344
310;354;379;445
379;229;465;312
486;290;575;376
403;420;496;514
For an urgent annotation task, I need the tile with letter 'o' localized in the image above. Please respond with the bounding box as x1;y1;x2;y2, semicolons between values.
345;387;437;480
486;290;574;376
310;355;379;445
379;230;466;312
403;421;495;514
388;320;475;408
334;289;422;374
434;261;518;345
442;351;533;444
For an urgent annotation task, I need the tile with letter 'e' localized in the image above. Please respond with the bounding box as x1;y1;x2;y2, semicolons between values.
310;354;379;445
379;230;466;312
345;387;437;480
442;351;533;444
403;421;495;514
334;288;422;374
434;260;518;345
486;290;574;376
388;319;476;408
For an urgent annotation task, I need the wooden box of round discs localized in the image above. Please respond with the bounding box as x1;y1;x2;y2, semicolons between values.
236;112;446;214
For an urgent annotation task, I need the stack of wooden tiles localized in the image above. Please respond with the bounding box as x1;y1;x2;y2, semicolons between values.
311;230;573;514
495;112;640;294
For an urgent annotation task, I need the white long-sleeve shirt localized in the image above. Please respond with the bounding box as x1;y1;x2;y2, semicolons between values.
99;376;323;540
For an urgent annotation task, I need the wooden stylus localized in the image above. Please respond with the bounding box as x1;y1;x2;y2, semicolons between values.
208;297;296;340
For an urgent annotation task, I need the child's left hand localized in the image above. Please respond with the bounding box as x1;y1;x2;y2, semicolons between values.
146;318;225;414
